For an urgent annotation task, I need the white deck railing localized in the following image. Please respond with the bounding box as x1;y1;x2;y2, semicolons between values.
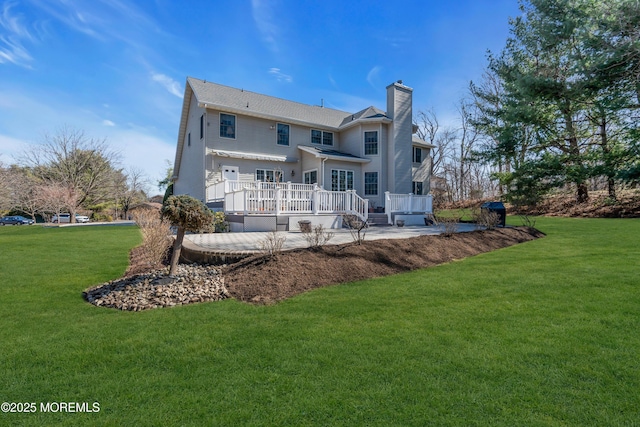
207;180;315;202
224;186;369;222
384;191;433;225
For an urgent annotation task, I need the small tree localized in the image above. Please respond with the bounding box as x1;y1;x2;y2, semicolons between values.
161;195;214;275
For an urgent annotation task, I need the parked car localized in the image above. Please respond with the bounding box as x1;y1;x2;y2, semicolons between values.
51;213;90;223
0;215;35;225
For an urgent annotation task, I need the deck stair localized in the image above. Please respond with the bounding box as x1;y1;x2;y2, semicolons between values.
367;213;391;227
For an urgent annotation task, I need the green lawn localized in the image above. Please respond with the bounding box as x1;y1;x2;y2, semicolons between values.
1;219;639;426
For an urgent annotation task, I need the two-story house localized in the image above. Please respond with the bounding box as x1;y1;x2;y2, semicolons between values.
172;77;433;231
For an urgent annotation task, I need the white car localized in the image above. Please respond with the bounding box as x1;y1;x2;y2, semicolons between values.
52;213;90;223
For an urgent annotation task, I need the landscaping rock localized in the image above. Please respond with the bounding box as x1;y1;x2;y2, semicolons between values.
84;264;229;311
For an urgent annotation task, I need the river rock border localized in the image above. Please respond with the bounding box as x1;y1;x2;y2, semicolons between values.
84;264;229;311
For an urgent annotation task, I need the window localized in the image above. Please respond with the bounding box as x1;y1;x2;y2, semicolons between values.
311;129;333;146
413;146;422;163
364;172;378;196
256;169;282;183
412;181;424;195
304;170;318;185
220;113;236;139
277;123;289;146
331;169;354;191
200;114;204;139
322;131;334;146
364;131;378;155
311;129;322;144
187;132;191;147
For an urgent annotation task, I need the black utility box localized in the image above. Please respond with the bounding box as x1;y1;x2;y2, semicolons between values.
480;201;506;227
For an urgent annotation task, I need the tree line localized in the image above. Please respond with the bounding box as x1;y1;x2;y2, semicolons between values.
418;0;640;207
0;127;150;222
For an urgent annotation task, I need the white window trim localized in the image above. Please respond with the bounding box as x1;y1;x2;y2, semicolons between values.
364;130;379;156
277;123;290;146
303;168;319;185
330;169;354;191
256;168;283;183
413;146;422;163
311;129;334;146
220;113;236;140
364;171;379;196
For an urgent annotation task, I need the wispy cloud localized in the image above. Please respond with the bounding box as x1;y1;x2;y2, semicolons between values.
268;67;292;83
0;2;34;67
252;0;279;52
151;73;183;98
366;65;382;89
102;119;116;127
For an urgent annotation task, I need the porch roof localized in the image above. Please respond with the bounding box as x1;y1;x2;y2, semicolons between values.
297;145;371;163
208;149;297;163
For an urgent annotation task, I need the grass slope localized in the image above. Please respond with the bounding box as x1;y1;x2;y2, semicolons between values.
0;219;638;426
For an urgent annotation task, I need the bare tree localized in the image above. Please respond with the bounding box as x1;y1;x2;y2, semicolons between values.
22;126;120;222
35;182;78;222
115;167;148;220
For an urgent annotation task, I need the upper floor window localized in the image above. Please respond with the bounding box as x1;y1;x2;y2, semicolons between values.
200;114;204;139
364;131;378;155
277;123;290;146
311;129;333;146
187;132;191;147
364;172;378;195
322;131;333;146
413;146;422;163
220;113;236;139
311;129;322;145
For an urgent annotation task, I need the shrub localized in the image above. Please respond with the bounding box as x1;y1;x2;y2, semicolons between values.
342;214;368;245
258;231;286;259
474;210;501;230
213;211;229;232
519;215;537;228
132;209;171;269
91;212;113;222
161;195;215;275
438;216;459;237
300;223;334;248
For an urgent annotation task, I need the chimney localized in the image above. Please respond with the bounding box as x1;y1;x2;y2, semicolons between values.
386;81;413;193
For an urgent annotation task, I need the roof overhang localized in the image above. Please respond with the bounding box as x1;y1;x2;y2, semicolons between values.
198;102;340;131
208;149;297;163
412;136;436;149
339;116;392;131
297;145;371;163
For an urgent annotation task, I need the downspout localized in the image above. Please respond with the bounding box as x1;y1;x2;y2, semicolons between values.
321;157;328;190
203;110;207;202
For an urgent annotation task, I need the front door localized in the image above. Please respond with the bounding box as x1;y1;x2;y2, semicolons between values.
222;165;238;181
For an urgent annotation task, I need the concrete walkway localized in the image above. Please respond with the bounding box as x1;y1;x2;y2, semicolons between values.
185;223;478;255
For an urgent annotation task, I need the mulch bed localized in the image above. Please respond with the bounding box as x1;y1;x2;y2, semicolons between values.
223;226;544;304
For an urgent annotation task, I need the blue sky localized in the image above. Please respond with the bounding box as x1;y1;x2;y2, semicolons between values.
0;0;520;191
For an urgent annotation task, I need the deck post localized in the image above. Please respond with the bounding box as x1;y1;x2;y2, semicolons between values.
384;191;392;225
243;188;248;216
275;187;282;215
312;184;319;215
408;192;414;214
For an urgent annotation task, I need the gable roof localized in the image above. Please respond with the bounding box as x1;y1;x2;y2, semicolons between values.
188;77;354;129
173;77;391;180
